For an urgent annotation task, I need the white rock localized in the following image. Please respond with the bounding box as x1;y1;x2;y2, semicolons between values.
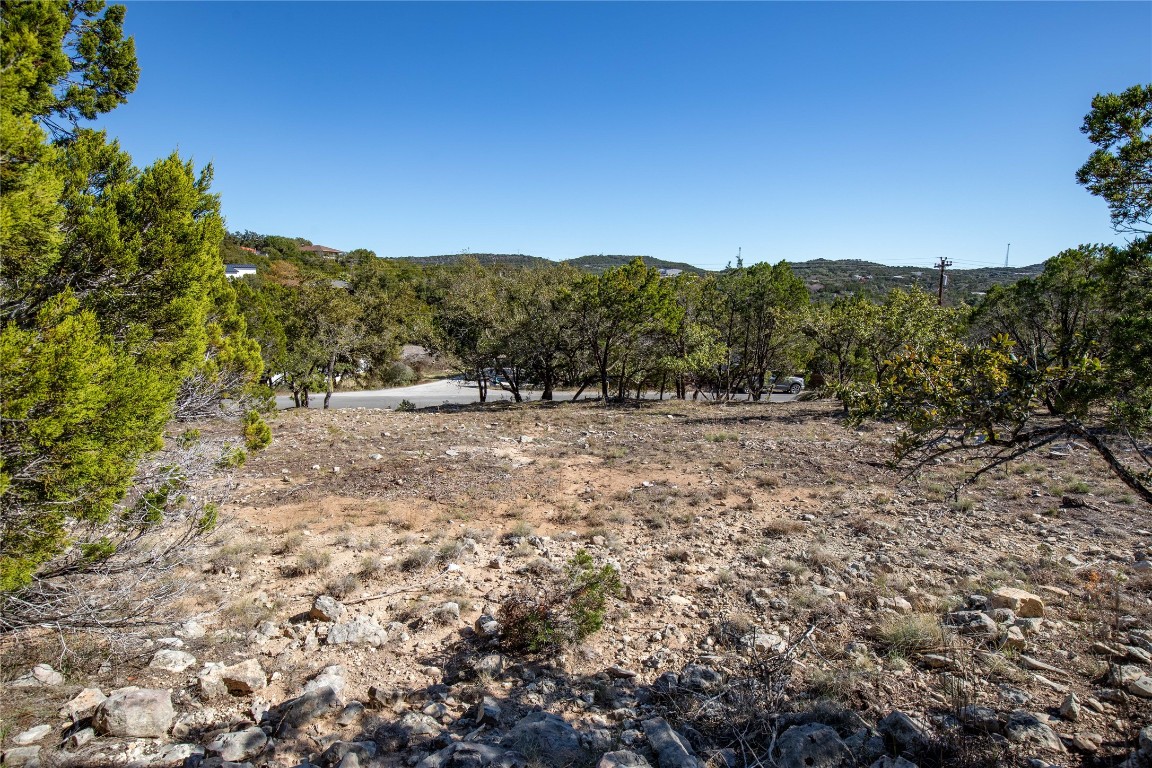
149;649;197;673
12;725;52;745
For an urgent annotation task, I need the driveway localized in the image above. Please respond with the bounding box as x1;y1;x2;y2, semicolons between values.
275;379;800;410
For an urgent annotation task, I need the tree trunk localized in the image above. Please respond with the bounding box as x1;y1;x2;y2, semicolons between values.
324;353;336;409
573;379;590;401
542;365;554;401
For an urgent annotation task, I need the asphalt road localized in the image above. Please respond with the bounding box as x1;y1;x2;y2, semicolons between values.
275;379;800;410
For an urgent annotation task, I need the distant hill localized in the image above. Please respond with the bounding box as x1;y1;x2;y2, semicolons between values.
788;258;1046;301
393;252;706;275
396;253;554;269
563;254;708;275
391;252;1042;299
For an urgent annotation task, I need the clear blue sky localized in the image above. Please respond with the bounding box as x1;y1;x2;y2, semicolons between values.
99;1;1151;270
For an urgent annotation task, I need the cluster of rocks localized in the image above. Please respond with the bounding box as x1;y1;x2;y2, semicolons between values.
11;644;1152;768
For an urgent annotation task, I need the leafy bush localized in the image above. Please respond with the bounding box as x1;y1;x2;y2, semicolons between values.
498;549;622;653
380;362;418;387
218;445;247;469
242;410;272;451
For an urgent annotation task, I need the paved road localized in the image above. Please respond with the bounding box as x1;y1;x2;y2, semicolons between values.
275;379;800;410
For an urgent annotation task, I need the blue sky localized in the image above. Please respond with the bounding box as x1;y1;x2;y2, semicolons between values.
99;2;1151;270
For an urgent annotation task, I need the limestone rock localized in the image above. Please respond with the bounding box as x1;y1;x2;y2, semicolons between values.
311;595;346;622
418;741;522;768
150;649;197;673
59;688;106;721
877;711;931;754
475;695;502;726
319;740;378;767
1127;675;1152;698
206;727;268;761
220;658;267;694
642;717;702;768
1002;712;1064;752
327;615;388;647
9;664;64;687
399;712;443;737
93;687;175;738
1059;693;1081;722
775;723;851;768
304;665;348;697
11;725;52;745
679;664;725;693
275;685;343;736
990;587;1045;618
1;746;41;768
870;758;919;768
599;752;653;768
509;712;586;767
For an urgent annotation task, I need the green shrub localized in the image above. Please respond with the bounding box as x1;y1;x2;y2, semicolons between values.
396;399;416;412
498;549;622;653
242;410;272;451
218;445;247;468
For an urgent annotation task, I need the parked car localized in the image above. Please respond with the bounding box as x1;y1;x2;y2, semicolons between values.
769;375;804;394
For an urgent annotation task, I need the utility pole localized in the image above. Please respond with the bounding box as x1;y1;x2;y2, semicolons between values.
935;257;952;306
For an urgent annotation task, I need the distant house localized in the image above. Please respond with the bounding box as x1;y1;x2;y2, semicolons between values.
239;246;262;255
224;264;257;280
299;244;346;259
658;268;683;278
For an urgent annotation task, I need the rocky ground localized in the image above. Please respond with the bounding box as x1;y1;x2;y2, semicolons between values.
4;398;1152;768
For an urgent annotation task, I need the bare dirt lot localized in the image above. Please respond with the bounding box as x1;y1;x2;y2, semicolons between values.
5;399;1152;767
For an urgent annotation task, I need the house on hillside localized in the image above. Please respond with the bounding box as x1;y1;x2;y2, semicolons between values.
299;244;345;259
658;268;683;278
239;246;263;256
224;264;258;279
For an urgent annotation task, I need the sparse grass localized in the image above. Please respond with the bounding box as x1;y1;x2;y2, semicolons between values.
1065;480;1092;494
764;519;804;538
751;471;781;489
400;545;436;572
282;550;331;576
705;432;739;443
324;574;361;599
274;532;303;555
664;546;692;563
223;596;275;628
804;545;837;568
951;497;976;513
209;542;258;573
357;555;385;580
874;613;944;657
504;521;535;540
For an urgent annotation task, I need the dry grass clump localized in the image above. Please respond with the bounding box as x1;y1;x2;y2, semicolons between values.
400;545;435;572
874;613;945;657
357;555;385;580
763;519;804;538
273;532;303;555
325;574;361;599
282;550;331;577
209;543;253;573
